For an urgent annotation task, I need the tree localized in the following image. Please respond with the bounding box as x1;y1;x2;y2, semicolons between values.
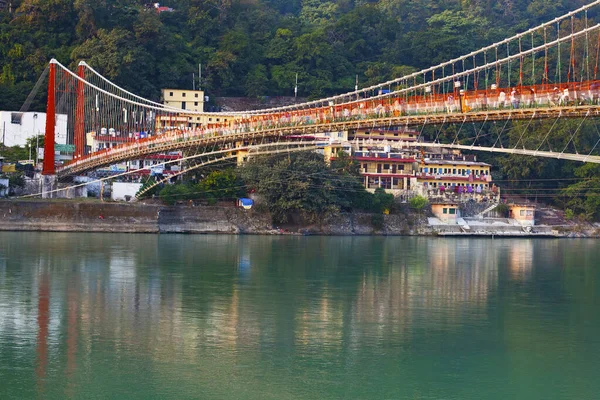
241;152;358;224
245;65;269;97
409;195;428;213
198;169;245;201
372;188;395;214
561;163;600;221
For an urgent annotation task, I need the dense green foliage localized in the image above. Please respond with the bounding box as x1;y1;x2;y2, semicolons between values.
0;0;590;109
240;151;371;223
156;168;245;204
408;195;428;212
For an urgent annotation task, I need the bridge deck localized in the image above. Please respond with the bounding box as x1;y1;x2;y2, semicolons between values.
58;105;600;176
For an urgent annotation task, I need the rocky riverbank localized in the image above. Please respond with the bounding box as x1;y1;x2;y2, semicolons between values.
0;200;598;237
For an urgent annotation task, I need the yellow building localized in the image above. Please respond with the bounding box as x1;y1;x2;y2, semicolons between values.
417;156;492;191
161;89;234;128
162;89;205;112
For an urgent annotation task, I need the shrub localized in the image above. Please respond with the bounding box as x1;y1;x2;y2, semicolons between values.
409;195;428;212
565;208;574;220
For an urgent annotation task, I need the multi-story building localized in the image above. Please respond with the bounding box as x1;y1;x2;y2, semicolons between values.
161;89;234;129
162;89;205;113
416;154;492;192
324;128;494;198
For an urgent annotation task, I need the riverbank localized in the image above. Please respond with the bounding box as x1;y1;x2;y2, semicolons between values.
1;200;599;237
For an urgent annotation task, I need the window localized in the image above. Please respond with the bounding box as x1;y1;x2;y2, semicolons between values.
398;165;404;171
443;208;448;214
182;92;186;97
194;102;198;106
383;164;390;170
11;113;22;124
169;92;173;96
195;93;199;98
520;210;526;216
449;208;456;215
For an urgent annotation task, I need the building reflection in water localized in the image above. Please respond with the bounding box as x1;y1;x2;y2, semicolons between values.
0;234;571;396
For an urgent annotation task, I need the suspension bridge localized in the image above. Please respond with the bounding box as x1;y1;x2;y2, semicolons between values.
30;1;600;196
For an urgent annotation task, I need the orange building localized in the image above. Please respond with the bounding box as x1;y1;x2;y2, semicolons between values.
431;201;460;220
508;204;536;225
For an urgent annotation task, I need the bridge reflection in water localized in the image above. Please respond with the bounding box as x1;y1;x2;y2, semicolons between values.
0;233;599;399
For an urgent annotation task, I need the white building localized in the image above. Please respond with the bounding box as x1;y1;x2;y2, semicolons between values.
0;111;68;147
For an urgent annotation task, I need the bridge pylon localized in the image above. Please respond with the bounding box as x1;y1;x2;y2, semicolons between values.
42;59;56;176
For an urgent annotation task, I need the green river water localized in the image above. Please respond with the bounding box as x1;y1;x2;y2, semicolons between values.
0;232;599;399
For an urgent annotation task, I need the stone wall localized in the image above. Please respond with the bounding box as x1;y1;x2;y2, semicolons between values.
0;200;428;236
0;201;159;233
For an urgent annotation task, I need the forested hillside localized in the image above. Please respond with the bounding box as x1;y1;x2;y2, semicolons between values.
0;0;591;108
2;0;600;219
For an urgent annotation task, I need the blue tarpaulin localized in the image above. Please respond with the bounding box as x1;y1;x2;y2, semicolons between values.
238;198;254;209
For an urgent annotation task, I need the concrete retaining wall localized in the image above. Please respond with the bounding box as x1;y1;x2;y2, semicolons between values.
0;201;159;232
0;201;424;235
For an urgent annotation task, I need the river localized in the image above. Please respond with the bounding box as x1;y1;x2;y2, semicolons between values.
0;233;599;399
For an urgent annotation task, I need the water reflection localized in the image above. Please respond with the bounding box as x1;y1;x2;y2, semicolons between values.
0;233;598;399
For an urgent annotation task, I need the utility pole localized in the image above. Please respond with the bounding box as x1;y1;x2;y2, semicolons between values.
2;121;5;146
199;64;202;91
36;130;39;167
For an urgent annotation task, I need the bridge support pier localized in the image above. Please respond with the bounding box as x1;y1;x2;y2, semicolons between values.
41;175;56;199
